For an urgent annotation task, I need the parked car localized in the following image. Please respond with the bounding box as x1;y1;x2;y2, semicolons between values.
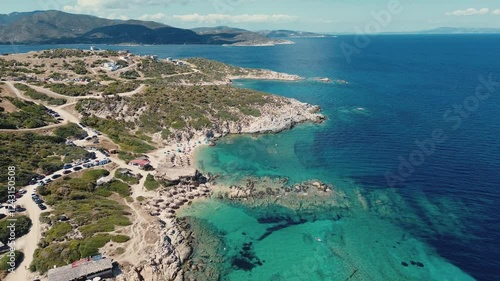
62;170;72;175
73;166;82;171
37;204;47;210
52;174;61;179
18;189;27;194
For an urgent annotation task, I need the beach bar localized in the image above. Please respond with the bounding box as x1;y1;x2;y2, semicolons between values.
48;258;113;281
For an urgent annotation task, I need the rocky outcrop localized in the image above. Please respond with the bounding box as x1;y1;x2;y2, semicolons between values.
235;99;324;134
228;69;303;81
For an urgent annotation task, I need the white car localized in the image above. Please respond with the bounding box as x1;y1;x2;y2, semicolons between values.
18;189;27;194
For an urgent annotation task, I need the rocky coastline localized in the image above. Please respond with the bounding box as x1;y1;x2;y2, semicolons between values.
115;173;357;281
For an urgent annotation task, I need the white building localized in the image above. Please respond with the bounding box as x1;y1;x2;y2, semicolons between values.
101;62;119;72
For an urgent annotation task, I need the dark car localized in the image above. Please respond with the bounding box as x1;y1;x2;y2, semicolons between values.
62;170;72;175
73;166;82;171
37;204;47;210
52;174;61;179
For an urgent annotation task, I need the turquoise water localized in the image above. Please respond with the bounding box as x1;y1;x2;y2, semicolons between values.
179;188;475;281
183;36;500;280
3;35;499;280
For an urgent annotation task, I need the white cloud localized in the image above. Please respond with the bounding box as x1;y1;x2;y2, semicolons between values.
493;9;500;15
139;13;170;22
445;8;490;16
63;0;186;15
172;13;298;24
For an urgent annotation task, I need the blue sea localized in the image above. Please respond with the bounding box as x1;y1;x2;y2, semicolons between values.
3;35;500;280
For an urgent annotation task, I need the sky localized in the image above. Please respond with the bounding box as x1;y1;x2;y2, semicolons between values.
1;0;500;33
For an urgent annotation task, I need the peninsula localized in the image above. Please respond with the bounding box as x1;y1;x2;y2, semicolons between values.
0;48;324;281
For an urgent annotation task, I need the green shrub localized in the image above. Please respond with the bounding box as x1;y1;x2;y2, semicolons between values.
111;235;130;243
14;84;67;105
0;97;55;129
107;180;130;197
82;169;110;182
0;251;24;272
144;174;160;191
45;222;72;242
0;216;32;244
54;123;88;139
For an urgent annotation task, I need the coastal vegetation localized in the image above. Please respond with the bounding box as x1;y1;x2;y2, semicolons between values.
77;85;272;139
78;115;155;153
49;82;102;96
53;123;88;139
187;58;246;79
102;81;139;95
0;251;24;275
140;59;183;77
14;83;67;105
0;133;89;202
144;174;160;191
0;216;32;244
0;97;55;129
31;169;131;274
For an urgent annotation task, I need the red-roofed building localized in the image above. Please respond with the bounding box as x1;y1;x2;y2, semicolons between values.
129;159;151;169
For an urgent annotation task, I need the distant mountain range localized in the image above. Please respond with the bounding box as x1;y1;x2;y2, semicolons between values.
257;30;331;38
418;27;500;34
381;27;500;35
0;11;300;45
